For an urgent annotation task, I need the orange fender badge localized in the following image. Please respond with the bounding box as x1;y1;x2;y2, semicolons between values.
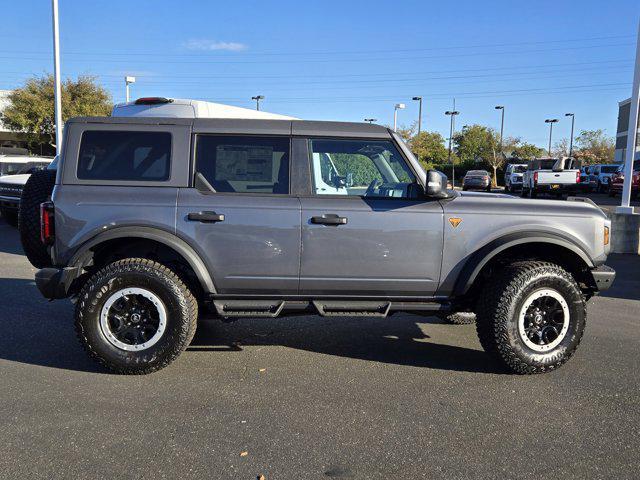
449;217;462;228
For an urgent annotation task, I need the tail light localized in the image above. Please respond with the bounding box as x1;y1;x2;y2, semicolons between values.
40;201;55;245
576;171;580;183
533;172;538;184
134;97;173;105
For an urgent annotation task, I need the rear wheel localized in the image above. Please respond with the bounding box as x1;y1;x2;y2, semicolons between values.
476;261;586;374
19;169;56;268
75;258;198;374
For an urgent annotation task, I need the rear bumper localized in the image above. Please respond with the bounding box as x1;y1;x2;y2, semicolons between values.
590;265;615;292
35;267;82;299
533;184;580;193
0;195;20;209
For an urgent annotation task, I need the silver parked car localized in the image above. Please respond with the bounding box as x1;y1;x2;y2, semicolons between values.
22;99;615;375
462;169;491;192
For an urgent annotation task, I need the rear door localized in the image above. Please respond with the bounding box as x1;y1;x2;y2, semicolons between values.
297;136;444;297
177;130;301;295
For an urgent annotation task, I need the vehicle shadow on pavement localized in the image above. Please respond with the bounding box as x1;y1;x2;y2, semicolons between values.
191;314;504;374
0;222;26;256
0;277;102;373
596;254;640;302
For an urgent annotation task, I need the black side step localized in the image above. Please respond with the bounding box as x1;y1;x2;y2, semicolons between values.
313;301;391;317
213;300;285;318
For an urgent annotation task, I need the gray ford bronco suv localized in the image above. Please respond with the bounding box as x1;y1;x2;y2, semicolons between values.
26;113;615;375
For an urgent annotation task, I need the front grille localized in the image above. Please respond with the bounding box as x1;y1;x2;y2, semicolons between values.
0;185;23;198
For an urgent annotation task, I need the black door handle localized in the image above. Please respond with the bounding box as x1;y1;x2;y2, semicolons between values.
311;214;348;226
187;211;225;223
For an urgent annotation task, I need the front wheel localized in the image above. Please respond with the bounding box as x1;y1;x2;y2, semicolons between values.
476;261;586;374
75;258;198;374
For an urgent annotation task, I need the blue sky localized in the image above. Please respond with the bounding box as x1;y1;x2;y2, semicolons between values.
2;0;639;147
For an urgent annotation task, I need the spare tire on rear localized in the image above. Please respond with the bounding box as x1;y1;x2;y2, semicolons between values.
19;169;57;268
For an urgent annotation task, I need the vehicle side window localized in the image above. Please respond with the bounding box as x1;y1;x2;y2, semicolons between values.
77;131;171;181
308;138;416;198
195;135;290;194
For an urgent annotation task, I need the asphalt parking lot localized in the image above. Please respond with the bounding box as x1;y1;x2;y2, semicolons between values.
0;208;639;479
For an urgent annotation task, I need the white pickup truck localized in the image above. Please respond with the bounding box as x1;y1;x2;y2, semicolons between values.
521;157;581;199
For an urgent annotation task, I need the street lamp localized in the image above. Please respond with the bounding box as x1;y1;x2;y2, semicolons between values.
412;96;423;135
364;118;377;124
251;95;265;111
545;119;559;156
565;113;575;157
125;76;136;103
495;106;505;155
393;103;405;131
445;110;460;187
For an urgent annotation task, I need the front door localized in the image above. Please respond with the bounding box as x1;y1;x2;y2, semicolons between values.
177;134;301;295
299;137;444;297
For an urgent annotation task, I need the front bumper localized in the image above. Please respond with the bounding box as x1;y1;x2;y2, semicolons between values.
590;265;616;292
35;267;82;299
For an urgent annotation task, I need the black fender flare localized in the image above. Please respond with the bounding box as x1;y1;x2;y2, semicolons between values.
453;231;595;297
67;226;216;294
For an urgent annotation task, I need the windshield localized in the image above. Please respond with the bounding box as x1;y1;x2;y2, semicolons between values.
601;165;619;173
512;165;526;173
467;170;488;176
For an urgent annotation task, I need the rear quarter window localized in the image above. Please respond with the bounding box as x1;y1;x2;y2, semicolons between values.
77;131;171;181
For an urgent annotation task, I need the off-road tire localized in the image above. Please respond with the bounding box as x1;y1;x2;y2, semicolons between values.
444;312;476;325
0;207;18;226
476;261;586;374
18;169;57;268
75;258;198;374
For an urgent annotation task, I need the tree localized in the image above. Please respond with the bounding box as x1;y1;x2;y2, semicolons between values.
453;124;497;166
552;138;570;158
409;131;449;168
394;122;417;143
510;142;545;160
1;75;112;149
573;129;615;164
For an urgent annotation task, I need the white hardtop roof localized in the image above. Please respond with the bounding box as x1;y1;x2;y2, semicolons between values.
0;155;53;164
112;98;297;120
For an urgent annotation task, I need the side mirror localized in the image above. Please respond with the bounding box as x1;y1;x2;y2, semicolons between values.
425;170;448;198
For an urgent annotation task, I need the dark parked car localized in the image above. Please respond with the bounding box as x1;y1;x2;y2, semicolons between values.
462;170;491;191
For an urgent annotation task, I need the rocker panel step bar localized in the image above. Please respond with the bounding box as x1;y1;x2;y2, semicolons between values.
213;300;285;318
313;301;392;317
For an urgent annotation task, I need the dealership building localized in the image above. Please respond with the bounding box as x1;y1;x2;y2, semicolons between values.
615;97;640;163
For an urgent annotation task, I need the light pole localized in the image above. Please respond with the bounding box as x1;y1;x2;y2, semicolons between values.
251;95;265;111
618;18;640;214
51;0;63;155
412;96;423;135
393;103;405;131
565;113;575;157
364;118;377;124
445;110;460;187
545;119;559;156
125;76;136;103
495;106;505;154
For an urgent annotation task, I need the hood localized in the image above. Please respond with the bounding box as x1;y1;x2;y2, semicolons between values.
451;190;607;219
0;173;30;186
